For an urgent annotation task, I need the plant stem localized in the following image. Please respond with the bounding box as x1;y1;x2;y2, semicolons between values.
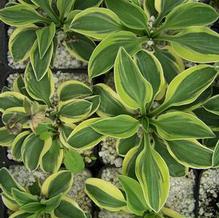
162;207;185;218
151;25;166;38
149;103;169;117
153;14;164;27
138;35;150;44
154;35;173;42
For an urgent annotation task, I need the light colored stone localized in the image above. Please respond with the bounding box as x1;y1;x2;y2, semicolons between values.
199;169;219;218
166;171;196;218
99;137;121;167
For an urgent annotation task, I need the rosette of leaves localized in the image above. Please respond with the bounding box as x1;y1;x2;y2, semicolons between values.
68;47;218;212
71;0;219;82
85;177;184;217
0;64;100;173
0;0;103;80
0;168;88;218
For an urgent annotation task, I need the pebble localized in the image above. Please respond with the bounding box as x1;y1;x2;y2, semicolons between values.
100;167;122;188
99;137;123;167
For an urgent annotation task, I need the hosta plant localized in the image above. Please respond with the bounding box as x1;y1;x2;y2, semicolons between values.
0;168;88;218
71;0;219;82
85;176;184;217
0;0;219;216
70;48;218;212
0;64;100;173
0;0;103;80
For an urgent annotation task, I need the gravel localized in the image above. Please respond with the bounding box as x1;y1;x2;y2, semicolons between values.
68;169;93;213
199;169;219;218
99;137;123;168
100;167;122;188
166;170;196;218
